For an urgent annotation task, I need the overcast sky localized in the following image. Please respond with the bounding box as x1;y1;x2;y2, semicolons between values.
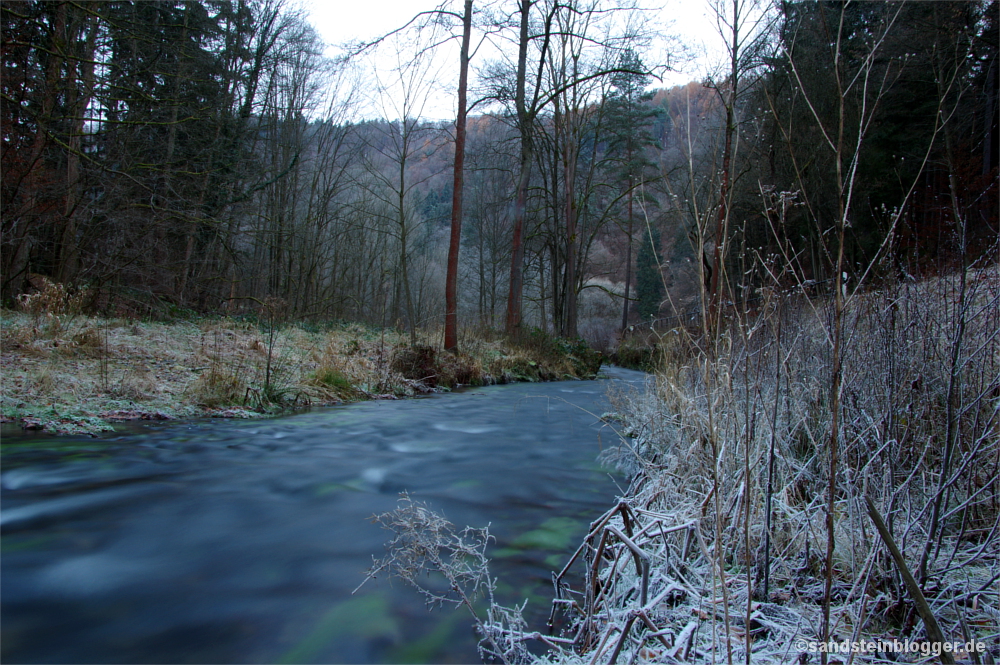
304;0;727;121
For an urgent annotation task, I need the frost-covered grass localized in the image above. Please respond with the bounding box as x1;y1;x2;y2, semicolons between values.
390;268;997;664
515;268;999;663
1;306;601;435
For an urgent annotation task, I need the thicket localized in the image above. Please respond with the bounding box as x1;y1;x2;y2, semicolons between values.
586;262;1000;662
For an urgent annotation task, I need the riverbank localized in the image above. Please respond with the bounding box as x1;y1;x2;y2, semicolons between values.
0;310;601;436
498;270;999;664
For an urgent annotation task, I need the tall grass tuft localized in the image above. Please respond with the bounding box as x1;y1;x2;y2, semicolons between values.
580;260;1000;662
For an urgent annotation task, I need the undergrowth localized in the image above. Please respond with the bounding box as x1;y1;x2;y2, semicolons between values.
1;284;603;435
579;266;1000;662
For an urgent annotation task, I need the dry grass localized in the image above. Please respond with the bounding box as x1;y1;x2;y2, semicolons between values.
1;305;601;434
463;267;999;664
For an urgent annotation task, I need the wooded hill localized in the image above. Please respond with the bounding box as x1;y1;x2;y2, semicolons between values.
2;0;997;348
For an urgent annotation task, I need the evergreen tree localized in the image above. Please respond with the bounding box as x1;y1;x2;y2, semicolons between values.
635;226;663;321
741;0;997;280
603;49;658;331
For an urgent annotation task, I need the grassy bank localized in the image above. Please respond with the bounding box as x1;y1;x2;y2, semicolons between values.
0;308;601;436
526;268;1000;663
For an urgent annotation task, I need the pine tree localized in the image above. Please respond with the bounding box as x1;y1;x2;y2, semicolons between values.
604;49;658;332
635;227;663;321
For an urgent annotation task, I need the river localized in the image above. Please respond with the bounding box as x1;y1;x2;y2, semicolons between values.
1;366;646;664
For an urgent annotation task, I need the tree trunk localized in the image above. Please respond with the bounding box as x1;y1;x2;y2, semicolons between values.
505;0;533;335
620;180;633;334
8;2;66;298
57;4;96;284
444;0;473;351
709;0;741;335
710;91;734;333
400;145;417;346
563;118;579;339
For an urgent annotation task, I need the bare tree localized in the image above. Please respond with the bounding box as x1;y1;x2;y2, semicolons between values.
703;0;773;333
445;0;474;351
358;32;447;343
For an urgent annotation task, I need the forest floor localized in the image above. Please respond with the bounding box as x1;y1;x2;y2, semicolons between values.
0;310;602;436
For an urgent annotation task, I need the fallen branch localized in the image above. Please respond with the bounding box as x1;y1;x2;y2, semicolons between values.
865;495;956;665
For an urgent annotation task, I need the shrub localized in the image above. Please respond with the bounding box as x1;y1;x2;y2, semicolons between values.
17;276;90;319
512;327;603;378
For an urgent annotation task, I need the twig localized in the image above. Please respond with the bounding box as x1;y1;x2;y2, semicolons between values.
865;496;956;665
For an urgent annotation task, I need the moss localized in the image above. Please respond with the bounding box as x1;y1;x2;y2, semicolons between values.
309;367;354;395
276;594;400;664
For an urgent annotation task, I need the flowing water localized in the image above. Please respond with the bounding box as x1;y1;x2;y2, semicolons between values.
1;367;647;664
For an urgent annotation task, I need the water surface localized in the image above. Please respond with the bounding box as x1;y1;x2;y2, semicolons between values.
1;367;646;663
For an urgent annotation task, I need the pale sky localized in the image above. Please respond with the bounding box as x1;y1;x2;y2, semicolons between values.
304;0;728;121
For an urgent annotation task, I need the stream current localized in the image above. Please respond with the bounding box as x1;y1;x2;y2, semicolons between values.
1;366;646;663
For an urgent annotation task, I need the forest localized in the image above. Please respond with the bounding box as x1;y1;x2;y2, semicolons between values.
3;0;993;347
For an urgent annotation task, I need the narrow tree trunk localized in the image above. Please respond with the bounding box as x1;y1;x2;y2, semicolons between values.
538;253;547;333
399;172;416;345
478;222;486;324
563;122;579;339
822;12;848;654
506;145;532;334
710;90;734;334
505;0;533;335
709;0;740;335
444;0;473;351
620;182;633;334
8;2;66;298
57;4;97;284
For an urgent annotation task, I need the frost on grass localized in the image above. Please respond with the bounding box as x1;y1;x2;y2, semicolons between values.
534;272;1000;664
2;302;601;435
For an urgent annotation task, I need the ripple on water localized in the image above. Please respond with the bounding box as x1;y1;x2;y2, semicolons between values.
430;423;498;434
359;468;386;486
387;441;447;453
